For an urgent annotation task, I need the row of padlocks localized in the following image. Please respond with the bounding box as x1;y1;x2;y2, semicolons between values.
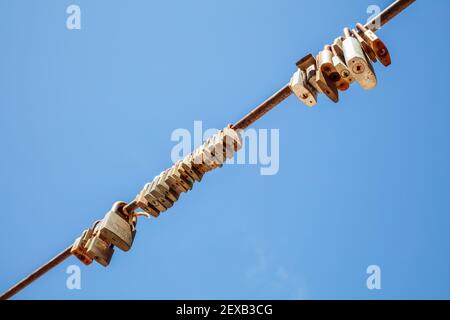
290;23;391;106
71;126;242;266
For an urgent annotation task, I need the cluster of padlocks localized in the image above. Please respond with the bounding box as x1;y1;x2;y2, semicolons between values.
71;201;137;266
290;24;391;106
71;126;242;266
134;125;243;217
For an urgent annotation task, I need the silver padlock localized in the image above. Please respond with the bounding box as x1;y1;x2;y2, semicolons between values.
356;23;391;66
85;234;114;267
289;68;317;107
96;201;135;252
342;27;368;81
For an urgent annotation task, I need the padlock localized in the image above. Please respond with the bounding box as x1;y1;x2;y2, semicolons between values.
85;234;114;267
148;177;174;209
163;167;189;193
342;27;368;81
223;125;242;153
175;161;195;186
135;186;160;217
191;148;210;174
289;68;317;107
71;228;94;265
318;45;341;83
156;170;180;202
314;55;339;103
331;45;353;89
96;201;135;252
169;164;193;191
305;63;321;94
351;29;377;63
204;134;227;165
357;54;378;90
180;156;203;182
356;23;391;66
143;181;168;212
332;37;345;60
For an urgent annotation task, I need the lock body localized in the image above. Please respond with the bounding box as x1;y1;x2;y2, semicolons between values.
96;202;135;252
289;69;317;107
71;229;94;265
318;49;341;83
357;53;378;90
332;55;354;87
342;37;368;81
85;234;114;267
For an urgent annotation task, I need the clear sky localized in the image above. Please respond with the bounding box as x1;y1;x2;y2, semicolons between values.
1;0;449;300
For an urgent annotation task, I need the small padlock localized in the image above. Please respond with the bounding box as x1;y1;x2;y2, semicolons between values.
181;156;203;182
342;27;368;81
135;189;160;217
169;164;193;191
96;201;135;252
332;37;345;60
289;68;317;107
331;44;353;89
149;177;174;209
71;228;94;266
318;45;341;83
351;29;377;63
223;126;242;153
143;181;168;212
163;167;189;193
156;171;180;202
85;234;114;267
356;23;391;67
315;55;339;103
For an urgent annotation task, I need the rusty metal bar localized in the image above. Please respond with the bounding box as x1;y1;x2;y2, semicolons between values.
365;0;416;31
0;246;72;300
232;84;292;130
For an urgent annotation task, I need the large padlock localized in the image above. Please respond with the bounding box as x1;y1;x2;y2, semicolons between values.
71;228;94;265
289;68;317;107
85;234;114;267
342;27;368;81
351;29;377;63
96;201;135;252
349;29;378;91
317;45;341;83
356;23;391;67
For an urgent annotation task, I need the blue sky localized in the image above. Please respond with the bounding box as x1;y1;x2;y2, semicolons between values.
1;0;450;299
